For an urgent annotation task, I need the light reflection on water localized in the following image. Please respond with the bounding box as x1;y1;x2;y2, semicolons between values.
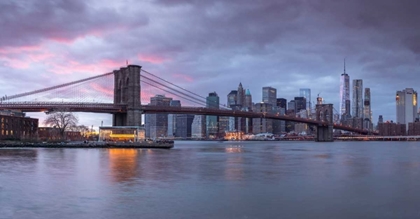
2;141;420;218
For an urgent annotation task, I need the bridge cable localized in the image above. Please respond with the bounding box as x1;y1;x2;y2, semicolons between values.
141;69;228;109
4;72;113;101
141;80;207;107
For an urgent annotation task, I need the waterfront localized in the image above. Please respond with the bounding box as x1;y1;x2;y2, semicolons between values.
1;141;420;219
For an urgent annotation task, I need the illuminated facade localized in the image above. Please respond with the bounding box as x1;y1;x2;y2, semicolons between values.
352;79;363;118
396;88;418;131
339;61;351;119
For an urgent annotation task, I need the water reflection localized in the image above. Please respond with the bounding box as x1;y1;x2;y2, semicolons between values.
108;149;139;183
224;146;245;181
0;149;37;174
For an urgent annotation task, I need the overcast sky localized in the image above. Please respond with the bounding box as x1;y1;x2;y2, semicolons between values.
1;0;419;128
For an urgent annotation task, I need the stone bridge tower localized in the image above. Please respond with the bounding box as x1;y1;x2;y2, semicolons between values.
315;103;334;142
113;65;142;126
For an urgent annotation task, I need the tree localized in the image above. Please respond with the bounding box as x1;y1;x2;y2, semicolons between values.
69;125;90;137
44;110;78;138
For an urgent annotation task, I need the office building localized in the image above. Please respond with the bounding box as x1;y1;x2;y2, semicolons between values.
363;88;372;130
227;90;237;108
252;102;273;134
145;95;172;139
262;87;277;107
339;60;351;119
167;100;181;137
294;97;306;113
276;98;287;111
396;88;418;130
244;89;253;110
299;88;311;113
175;114;194;138
206;92;220;138
352;79;363;118
191;115;206;138
237;83;245;107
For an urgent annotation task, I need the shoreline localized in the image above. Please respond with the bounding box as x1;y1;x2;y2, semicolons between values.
0;141;174;149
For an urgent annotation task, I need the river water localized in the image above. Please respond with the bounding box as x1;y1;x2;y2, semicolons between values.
1;141;420;219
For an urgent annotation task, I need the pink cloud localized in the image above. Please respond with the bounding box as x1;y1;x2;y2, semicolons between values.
172;73;194;82
90;83;114;97
138;54;169;64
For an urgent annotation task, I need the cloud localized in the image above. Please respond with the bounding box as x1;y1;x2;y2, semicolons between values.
1;0;420;127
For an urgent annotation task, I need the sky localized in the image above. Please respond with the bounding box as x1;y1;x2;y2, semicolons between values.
0;0;419;128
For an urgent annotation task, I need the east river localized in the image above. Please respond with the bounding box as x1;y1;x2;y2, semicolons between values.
1;141;420;219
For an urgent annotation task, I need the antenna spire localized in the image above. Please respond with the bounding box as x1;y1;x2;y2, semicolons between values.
344;58;346;74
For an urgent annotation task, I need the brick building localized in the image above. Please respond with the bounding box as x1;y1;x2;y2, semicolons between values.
378;122;406;136
0;114;38;141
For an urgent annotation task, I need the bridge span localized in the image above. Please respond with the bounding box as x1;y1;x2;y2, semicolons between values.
0;102;372;135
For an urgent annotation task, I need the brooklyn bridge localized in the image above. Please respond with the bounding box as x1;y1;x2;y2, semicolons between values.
0;65;375;142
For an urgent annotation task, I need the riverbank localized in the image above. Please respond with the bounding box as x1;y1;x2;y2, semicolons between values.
0;140;174;149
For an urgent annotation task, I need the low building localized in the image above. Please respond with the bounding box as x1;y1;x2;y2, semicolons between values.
378;122;406;136
408;121;420;135
0;114;38;141
99;126;145;142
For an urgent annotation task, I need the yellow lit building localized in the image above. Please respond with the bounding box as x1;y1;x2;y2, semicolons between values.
99;126;145;142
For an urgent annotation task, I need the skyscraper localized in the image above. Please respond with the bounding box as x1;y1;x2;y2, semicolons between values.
294;97;306;113
276;98;287;110
339;60;351;119
244;89;253;110
396;88;418;130
299;88;311;113
352;79;363;118
227;90;237;108
363;88;372;129
167;100;181;137
206;92;219;138
145;94;172;139
237;83;245;107
262;87;277;107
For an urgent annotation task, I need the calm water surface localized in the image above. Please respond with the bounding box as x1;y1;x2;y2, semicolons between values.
1;141;420;219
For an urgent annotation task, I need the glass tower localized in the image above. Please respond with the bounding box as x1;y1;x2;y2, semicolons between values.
396;88;418;131
339;60;351;119
299;88;311;113
352;79;363;118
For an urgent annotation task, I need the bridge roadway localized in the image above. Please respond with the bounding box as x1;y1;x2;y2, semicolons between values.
0;102;372;135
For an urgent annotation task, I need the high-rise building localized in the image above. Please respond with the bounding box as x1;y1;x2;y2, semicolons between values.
262;87;277;107
227;90;237;108
287;100;296;114
276;98;287;110
145;95;172;139
244;89;253;110
396;88;418;130
167;100;181;137
340;60;351;119
237;83;245;107
192;115;206;138
206;92;219;138
352;79;363;118
299;88;311;113
252;102;273;134
175;114;194;138
363;88;372;129
294;97;306;113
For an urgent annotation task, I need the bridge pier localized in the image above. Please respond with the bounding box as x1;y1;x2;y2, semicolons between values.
113;65;142;126
315;104;334;142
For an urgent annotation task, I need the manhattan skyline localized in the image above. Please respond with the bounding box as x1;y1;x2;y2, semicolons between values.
1;0;419;127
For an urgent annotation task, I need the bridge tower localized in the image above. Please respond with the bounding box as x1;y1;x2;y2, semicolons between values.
113;65;142;126
315;103;334;142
